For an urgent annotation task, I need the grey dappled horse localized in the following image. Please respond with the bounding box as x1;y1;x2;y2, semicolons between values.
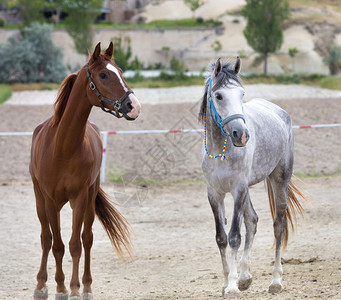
199;58;306;297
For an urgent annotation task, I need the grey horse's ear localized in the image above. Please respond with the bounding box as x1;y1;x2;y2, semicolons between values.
235;56;241;74
214;58;222;77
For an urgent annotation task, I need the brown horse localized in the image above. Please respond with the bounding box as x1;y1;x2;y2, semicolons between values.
30;42;141;300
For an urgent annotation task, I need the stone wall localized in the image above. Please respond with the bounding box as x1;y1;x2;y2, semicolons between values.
0;25;335;75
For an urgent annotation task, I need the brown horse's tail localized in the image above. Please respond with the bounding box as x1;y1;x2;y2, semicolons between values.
266;176;308;249
95;187;133;260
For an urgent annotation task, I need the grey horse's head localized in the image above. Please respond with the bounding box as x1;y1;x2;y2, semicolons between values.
199;57;249;147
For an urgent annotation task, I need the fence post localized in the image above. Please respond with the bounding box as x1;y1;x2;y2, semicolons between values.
101;131;108;183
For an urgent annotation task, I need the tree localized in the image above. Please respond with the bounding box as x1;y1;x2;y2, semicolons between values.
0;22;67;83
46;0;65;24
184;0;205;18
242;0;290;74
9;0;46;26
64;0;103;57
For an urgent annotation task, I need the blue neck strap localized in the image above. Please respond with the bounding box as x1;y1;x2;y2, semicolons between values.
207;77;245;137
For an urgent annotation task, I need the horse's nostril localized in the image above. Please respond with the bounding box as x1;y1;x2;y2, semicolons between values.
233;131;238;139
127;102;133;110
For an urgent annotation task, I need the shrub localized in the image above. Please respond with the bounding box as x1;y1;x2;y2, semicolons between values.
211;40;222;52
323;45;341;75
196;17;204;23
0;23;68;83
170;55;186;79
112;37;132;72
130;56;143;70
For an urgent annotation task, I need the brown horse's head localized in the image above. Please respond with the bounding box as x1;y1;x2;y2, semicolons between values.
86;42;141;120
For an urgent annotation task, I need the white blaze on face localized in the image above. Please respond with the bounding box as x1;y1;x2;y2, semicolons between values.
106;63;128;92
106;63;141;118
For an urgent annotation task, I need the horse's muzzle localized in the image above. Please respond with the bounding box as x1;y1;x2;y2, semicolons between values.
121;94;141;120
228;121;249;147
125;93;141;120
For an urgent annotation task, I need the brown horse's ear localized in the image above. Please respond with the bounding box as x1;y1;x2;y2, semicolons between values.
235;56;241;74
214;58;222;77
105;42;114;58
90;42;101;64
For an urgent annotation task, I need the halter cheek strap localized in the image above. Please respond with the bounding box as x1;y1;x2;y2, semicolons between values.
86;63;133;118
207;77;245;137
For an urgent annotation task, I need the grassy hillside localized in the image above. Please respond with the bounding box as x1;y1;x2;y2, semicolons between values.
289;0;341;23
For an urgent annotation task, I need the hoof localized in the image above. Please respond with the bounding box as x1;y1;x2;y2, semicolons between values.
238;276;252;291
69;296;81;300
34;287;48;300
55;292;69;300
268;282;283;294
82;292;94;300
223;286;240;299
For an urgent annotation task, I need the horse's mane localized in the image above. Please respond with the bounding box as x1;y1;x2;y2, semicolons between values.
49;73;78;127
198;60;243;123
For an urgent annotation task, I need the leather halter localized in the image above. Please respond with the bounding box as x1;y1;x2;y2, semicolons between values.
207;77;245;136
85;63;133;118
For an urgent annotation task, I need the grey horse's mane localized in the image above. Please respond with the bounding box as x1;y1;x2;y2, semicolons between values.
198;60;243;123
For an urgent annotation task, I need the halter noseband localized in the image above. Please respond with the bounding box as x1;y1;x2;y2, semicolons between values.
207;77;245;136
85;63;133;118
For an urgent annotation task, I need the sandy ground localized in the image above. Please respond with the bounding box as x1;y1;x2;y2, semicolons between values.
0;85;341;299
0;177;340;299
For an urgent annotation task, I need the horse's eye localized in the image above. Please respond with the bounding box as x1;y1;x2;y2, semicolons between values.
99;73;107;80
216;93;223;100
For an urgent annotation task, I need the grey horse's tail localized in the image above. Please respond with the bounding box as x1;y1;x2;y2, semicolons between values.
266;176;308;249
95;187;133;260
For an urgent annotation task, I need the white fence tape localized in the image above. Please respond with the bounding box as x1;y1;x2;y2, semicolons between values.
1;123;341;182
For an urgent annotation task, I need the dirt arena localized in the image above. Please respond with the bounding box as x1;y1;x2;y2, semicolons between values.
0;86;340;299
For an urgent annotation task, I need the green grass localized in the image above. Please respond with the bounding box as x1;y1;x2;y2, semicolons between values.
2;18;222;31
318;76;341;90
128;73;341;90
242;74;341;91
2;23;20;29
95;18;222;29
4;73;341;91
0;84;12;104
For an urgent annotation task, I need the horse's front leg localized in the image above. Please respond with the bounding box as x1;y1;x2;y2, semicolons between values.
33;183;52;300
238;192;258;291
207;187;229;294
44;200;68;300
225;187;248;296
69;193;87;299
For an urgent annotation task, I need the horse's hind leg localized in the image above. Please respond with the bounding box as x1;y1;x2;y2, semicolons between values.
69;192;87;299
267;159;293;294
207;187;229;294
81;187;96;300
238;194;258;291
33;183;51;300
